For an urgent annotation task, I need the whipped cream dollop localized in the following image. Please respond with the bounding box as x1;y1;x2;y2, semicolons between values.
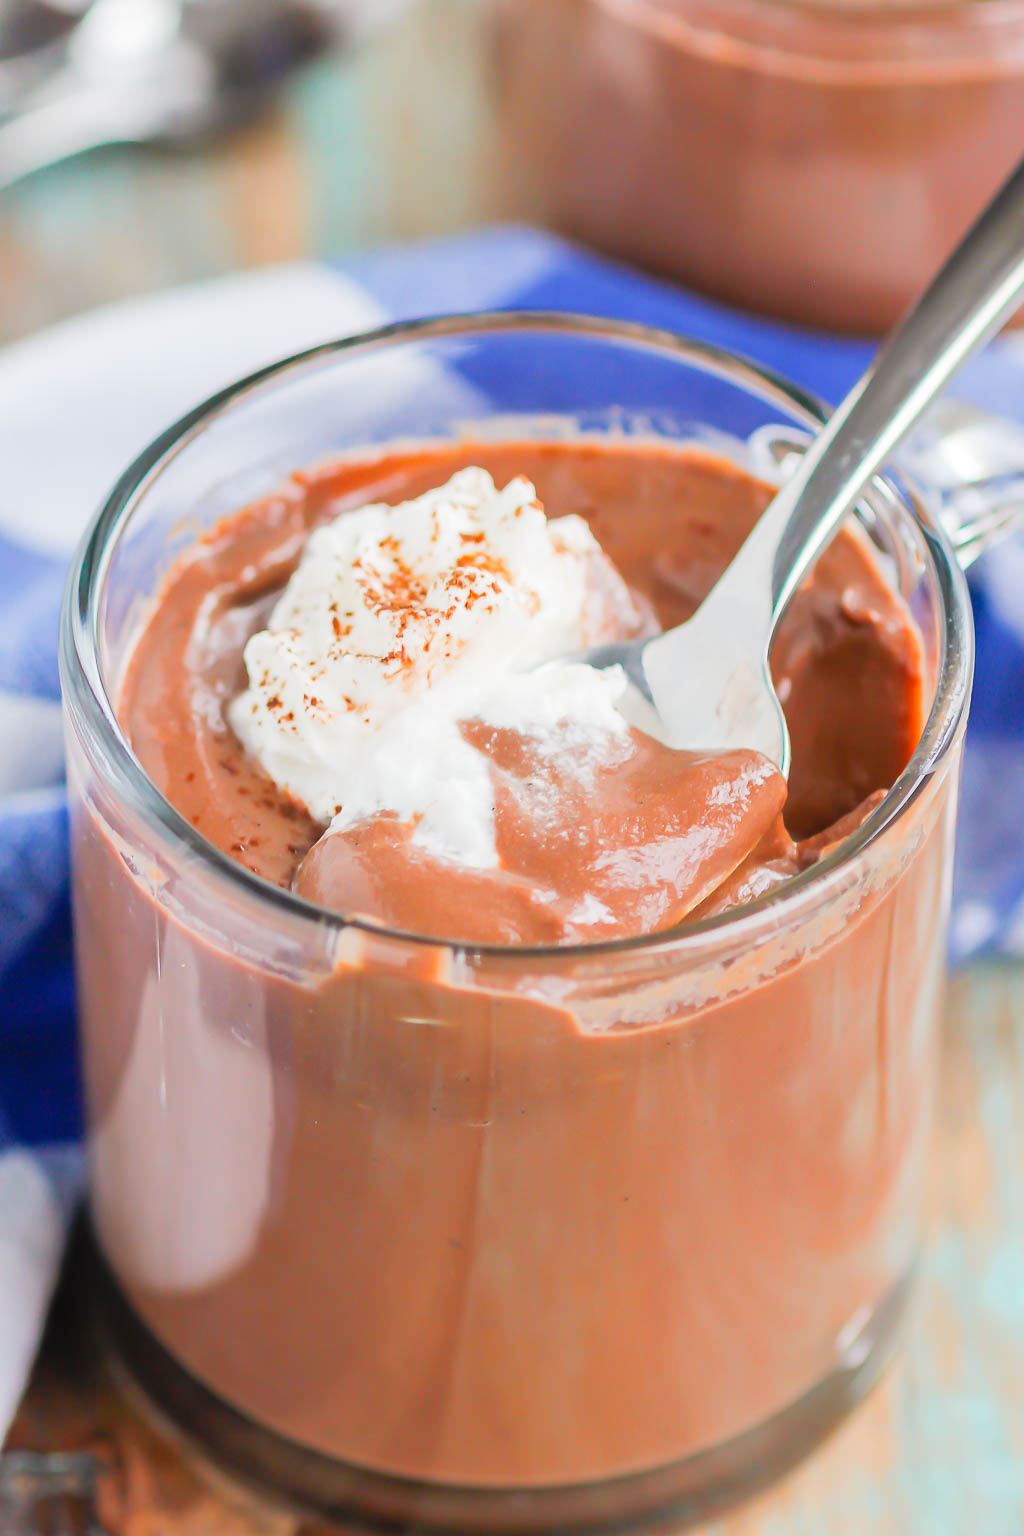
229;467;646;868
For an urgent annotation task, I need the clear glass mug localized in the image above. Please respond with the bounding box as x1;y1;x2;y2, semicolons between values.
61;315;978;1531
493;0;1024;333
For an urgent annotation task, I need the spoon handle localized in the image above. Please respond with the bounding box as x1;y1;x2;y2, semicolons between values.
0;83;157;189
749;156;1024;626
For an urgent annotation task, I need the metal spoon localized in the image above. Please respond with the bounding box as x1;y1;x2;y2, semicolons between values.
0;0;361;190
580;156;1024;774
0;0;85;114
0;1;81;66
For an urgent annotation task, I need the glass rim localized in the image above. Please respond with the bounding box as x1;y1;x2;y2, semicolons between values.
607;0;1024;74
60;309;974;964
620;0;1024;26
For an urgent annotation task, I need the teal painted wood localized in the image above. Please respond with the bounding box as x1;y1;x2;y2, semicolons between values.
709;963;1024;1536
0;3;1022;1528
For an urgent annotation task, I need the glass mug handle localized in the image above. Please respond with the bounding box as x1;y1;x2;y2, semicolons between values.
750;402;1024;572
898;398;1024;570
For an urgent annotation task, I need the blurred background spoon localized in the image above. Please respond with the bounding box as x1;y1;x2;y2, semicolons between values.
0;0;382;190
0;1;85;113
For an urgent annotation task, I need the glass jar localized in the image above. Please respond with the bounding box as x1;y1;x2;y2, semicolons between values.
494;0;1024;333
61;315;975;1531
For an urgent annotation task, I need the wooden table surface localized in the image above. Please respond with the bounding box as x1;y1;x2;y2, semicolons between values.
3;2;1023;1531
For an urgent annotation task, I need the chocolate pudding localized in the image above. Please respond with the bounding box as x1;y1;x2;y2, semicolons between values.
495;0;1024;332
119;443;924;941
71;439;953;1505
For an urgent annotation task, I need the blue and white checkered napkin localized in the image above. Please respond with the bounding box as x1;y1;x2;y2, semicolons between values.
2;227;1024;1439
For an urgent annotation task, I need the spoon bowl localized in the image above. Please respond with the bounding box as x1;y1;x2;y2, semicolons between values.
574;156;1024;772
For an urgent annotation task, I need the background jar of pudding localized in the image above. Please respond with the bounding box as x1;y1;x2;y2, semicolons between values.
61;316;973;1531
493;0;1024;333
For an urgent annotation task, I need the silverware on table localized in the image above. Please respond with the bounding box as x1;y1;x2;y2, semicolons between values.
0;0;372;190
0;2;85;114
